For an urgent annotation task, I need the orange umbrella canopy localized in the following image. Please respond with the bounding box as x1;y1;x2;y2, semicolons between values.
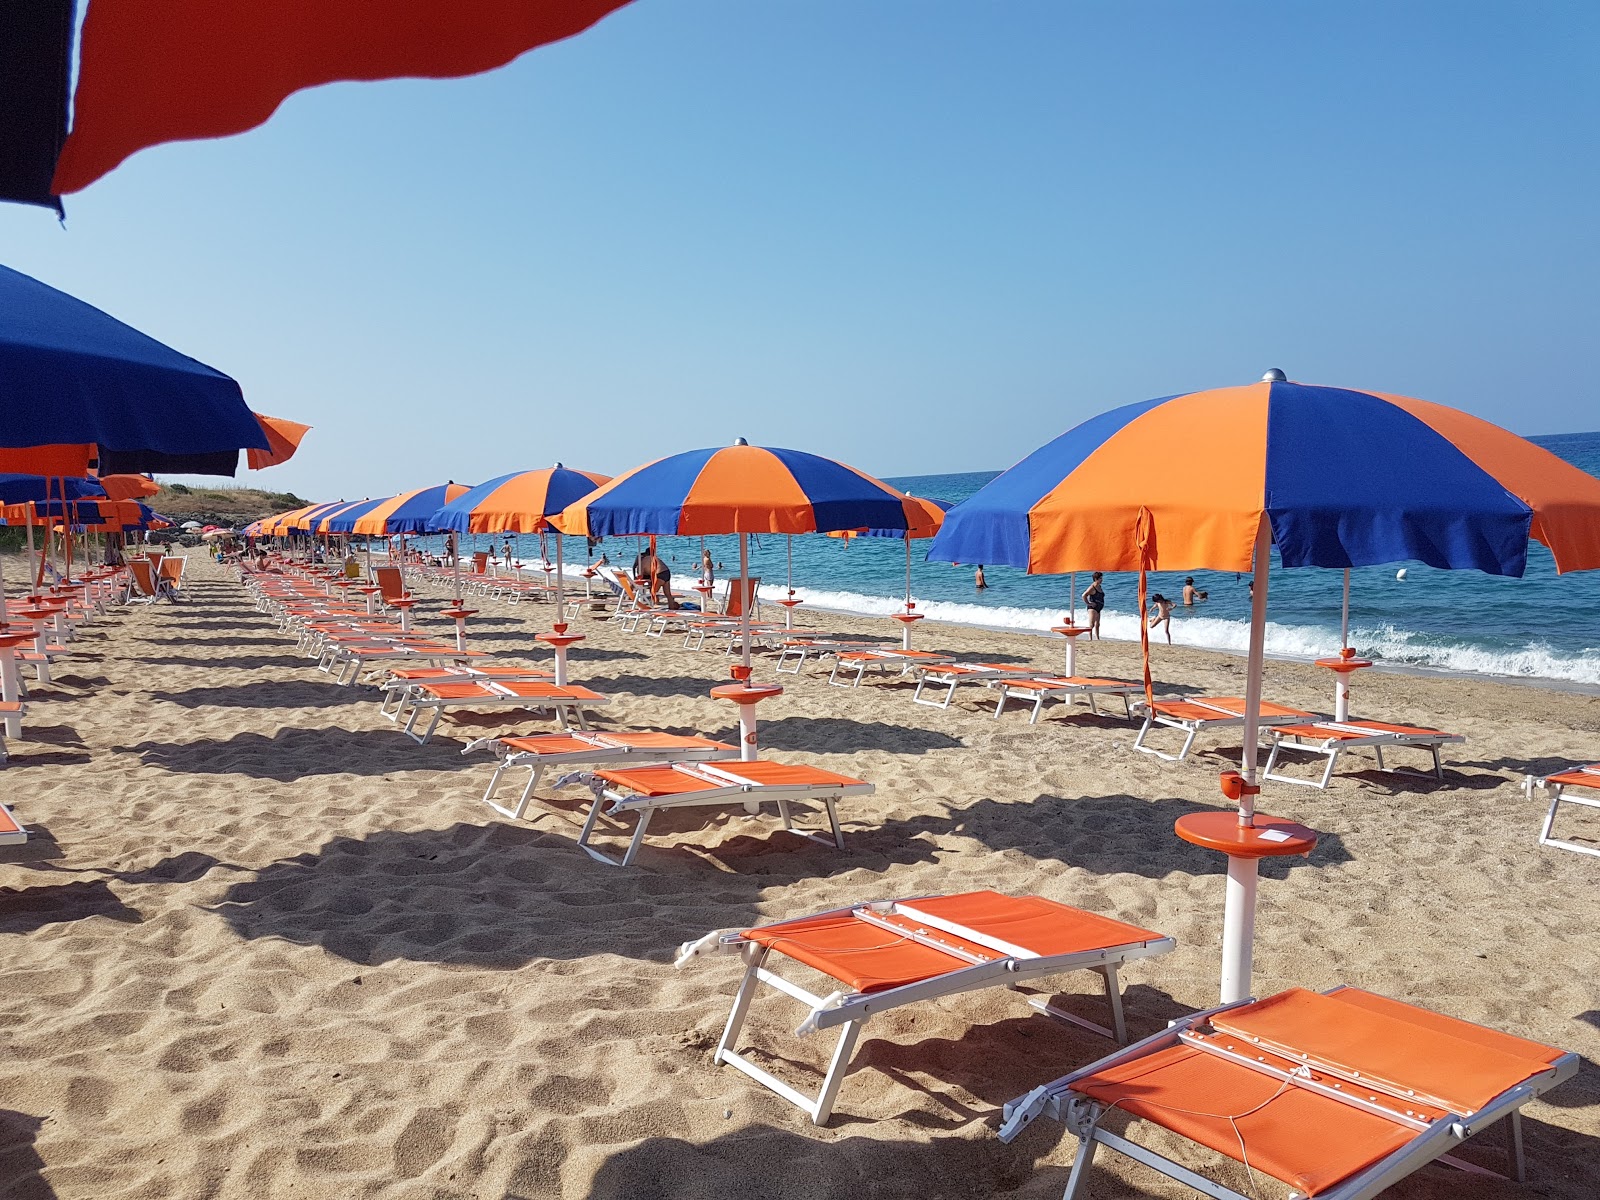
350;483;471;535
247;414;312;470
0;444;96;476
430;465;610;534
828;494;951;541
98;473;161;500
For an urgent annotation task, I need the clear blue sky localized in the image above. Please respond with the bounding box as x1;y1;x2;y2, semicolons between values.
1;1;1595;503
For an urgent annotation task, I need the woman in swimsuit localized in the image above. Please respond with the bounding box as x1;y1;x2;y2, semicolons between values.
1082;572;1105;639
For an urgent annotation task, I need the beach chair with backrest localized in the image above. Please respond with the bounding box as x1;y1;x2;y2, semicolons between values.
374;566;408;609
992;675;1146;724
999;985;1577;1200
677;891;1174;1125
570;759;873;866
1264;718;1465;788
1526;763;1600;858
126;558;162;604
1132;696;1314;762
157;556;186;597
721;576;760;618
466;730;738;819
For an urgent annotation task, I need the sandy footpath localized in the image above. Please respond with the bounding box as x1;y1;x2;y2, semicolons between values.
0;553;1595;1199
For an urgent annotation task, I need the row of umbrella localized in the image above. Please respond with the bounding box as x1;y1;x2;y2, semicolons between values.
249;378;1600;1007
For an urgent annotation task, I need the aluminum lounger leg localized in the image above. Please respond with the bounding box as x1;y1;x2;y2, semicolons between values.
618;807;654;866
1509;1109;1526;1182
1431;743;1443;780
1101;963;1127;1043
1091;1128;1249;1200
715;949;767;1070
1373;743;1386;771
994;689;1009;719
1061;1132;1099;1200
1031;692;1046;724
1132;714;1193;762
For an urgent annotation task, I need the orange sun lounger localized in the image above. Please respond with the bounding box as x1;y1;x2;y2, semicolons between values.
992;675;1145;723
398;680;610;744
0;799;26;845
1133;696;1314;762
1527;763;1600;858
571;759;873;866
828;647;957;688
1264;719;1465;789
676;891;1174;1125
377;664;554;718
468;730;738;819
1000;985;1576;1199
910;662;1039;709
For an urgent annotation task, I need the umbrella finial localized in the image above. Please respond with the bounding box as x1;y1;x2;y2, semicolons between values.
554;462;563;469
734;437;749;446
1261;368;1287;383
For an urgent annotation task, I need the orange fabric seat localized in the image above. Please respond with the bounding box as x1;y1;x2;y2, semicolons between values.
1074;1042;1416;1195
745;892;1164;995
1275;720;1451;740
710;761;863;788
0;807;23;839
1003;676;1127;691
1217;987;1560;1113
1545;765;1600;789
591;765;717;797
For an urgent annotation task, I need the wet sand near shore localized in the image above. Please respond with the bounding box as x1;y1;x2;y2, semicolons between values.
0;554;1595;1199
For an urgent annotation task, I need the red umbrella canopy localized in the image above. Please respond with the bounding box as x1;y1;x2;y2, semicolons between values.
30;1;633;205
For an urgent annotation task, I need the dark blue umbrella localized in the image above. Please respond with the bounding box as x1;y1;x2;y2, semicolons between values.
0;474;106;504
0;264;268;472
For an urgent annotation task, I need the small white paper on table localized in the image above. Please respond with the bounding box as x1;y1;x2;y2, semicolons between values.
1257;829;1293;843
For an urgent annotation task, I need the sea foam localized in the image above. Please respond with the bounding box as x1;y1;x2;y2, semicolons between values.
781;587;1600;686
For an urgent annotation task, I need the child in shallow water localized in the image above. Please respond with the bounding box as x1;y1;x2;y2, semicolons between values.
1149;593;1175;643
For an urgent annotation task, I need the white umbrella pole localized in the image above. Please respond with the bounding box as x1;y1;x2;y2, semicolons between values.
1340;567;1351;650
24;503;37;595
555;531;566;624
451;531;462;601
740;532;752;672
904;538;912;607
1220;519;1272;1004
785;535;794;628
1069;571;1077;623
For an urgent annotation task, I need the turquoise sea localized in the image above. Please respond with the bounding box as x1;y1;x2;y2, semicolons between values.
427;432;1600;688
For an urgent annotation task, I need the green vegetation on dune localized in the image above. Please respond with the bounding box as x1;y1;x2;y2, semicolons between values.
148;484;310;525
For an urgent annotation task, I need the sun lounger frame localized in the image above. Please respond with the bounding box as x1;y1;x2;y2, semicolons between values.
910;663;1038;710
998;988;1578;1200
1132;697;1310;762
1527;765;1600;859
991;677;1143;724
827;649;957;689
472;731;739;820
399;683;610;744
573;760;872;866
679;895;1174;1126
1263;721;1465;789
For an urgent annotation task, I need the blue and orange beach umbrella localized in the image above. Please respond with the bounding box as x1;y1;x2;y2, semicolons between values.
349;483;471;581
931;371;1600;1001
828;495;952;641
557;440;919;752
430;466;611;663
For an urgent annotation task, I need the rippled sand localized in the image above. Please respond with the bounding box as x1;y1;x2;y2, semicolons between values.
0;555;1595;1198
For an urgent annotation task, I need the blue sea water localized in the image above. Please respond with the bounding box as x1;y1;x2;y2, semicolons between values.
435;432;1600;687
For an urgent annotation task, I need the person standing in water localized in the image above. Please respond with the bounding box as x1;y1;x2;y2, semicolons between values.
1182;576;1208;605
1082;572;1105;639
974;564;987;591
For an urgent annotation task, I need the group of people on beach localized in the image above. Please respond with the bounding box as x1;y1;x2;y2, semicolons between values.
1077;571;1209;644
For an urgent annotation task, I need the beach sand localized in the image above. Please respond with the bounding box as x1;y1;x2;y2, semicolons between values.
1;555;1596;1198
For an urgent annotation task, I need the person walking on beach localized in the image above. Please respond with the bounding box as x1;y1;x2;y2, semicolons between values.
1149;593;1175;644
1082;572;1105;639
974;564;987;591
